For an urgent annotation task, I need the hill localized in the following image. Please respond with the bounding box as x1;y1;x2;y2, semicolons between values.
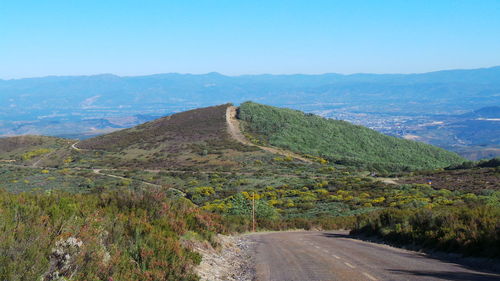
78;104;231;151
2;67;499;156
76;104;264;170
1;102;499;279
238;102;464;171
75;102;465;172
1;102;466;172
0;135;72;165
461;106;500;119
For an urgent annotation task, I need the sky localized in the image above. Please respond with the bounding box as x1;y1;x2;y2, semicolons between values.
1;0;500;79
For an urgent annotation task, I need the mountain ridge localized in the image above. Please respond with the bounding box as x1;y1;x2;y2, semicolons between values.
1;102;463;172
2;65;499;82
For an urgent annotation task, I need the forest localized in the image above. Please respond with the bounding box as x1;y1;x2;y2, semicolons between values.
238;102;464;172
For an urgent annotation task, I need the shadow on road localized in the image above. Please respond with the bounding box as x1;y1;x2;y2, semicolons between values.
320;232;500;277
387;269;500;281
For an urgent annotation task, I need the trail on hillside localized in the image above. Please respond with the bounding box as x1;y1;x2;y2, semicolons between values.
377;177;399;185
91;169;162;187
226;106;312;163
71;141;81;151
32;150;56;168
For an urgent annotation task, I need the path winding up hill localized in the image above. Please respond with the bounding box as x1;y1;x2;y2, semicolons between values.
226;106;312;163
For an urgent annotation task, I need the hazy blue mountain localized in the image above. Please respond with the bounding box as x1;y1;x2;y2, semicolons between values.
1;67;499;153
460;106;500;118
1;66;499;121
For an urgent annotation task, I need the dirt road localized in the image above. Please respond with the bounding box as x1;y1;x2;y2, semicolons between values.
71;141;81;151
249;231;500;281
226;106;312;163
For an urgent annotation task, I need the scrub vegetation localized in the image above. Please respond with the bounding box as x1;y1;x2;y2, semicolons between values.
238;102;464;172
0;187;223;281
0;103;498;280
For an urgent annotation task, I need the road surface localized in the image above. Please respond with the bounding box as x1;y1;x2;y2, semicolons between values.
249;231;500;281
71;141;81;151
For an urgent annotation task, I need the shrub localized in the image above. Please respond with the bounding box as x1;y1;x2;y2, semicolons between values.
0;188;223;280
352;204;500;257
238;102;463;171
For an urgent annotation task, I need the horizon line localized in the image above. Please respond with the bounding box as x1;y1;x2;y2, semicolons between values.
1;65;499;81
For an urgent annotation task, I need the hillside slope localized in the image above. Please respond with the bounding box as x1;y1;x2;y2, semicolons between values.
1;103;465;172
0;135;72;165
79;104;231;151
238;102;464;171
76;104;263;169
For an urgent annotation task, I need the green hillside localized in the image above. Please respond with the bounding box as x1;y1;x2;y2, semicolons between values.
238;102;464;171
0;135;67;156
0;135;73;166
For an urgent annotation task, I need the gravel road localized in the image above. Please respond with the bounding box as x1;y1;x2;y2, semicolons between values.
248;231;500;281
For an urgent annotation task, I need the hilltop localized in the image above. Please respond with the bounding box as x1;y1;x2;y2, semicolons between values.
64;102;464;172
238;102;464;171
75;104;266;170
0;102;465;172
78;104;231;152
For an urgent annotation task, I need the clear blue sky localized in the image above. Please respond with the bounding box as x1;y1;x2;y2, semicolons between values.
1;0;500;78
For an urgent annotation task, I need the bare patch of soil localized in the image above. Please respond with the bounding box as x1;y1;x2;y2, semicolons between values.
194;235;255;281
226;106;312;163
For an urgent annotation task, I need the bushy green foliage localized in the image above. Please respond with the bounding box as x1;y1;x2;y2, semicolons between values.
226;193;279;220
478;157;500;168
352;204;500;257
21;148;52;160
239;102;464;171
0;188;223;281
0;166;157;193
399;166;499;192
447;157;500;169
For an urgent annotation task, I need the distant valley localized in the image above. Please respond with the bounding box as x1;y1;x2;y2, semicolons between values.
315;106;500;160
1;66;499;159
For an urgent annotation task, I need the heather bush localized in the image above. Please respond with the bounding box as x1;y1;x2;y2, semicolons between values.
351;204;500;257
0;188;223;281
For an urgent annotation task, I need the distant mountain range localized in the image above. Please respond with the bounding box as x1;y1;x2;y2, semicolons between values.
2;66;499;120
415;106;500;160
1;66;499;159
460;106;500;119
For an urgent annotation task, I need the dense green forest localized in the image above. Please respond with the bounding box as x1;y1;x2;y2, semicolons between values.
238;102;464;171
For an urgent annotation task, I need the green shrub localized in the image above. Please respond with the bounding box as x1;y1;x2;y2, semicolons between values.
0;188;223;280
352;204;500;257
239;102;464;171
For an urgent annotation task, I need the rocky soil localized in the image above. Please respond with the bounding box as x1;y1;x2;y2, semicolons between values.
194;234;255;281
